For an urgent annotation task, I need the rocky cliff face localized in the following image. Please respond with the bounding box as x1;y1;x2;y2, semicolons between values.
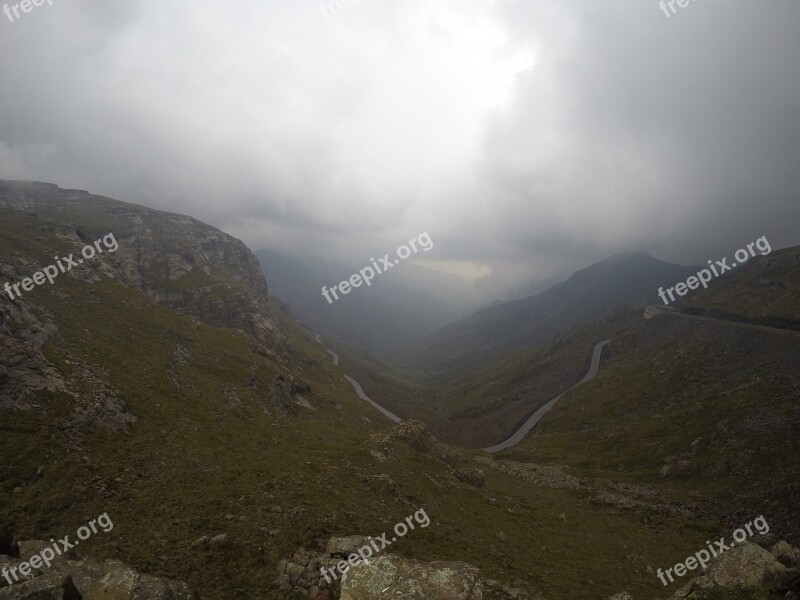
0;180;273;341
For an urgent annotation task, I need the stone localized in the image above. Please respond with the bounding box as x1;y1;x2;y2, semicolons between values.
207;534;233;551
0;573;81;600
340;555;482;600
772;541;800;567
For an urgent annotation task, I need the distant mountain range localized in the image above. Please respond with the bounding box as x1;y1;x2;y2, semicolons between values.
399;252;699;370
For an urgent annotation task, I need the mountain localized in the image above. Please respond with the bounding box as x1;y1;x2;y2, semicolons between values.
502;244;800;549
0;180;725;600
400;252;699;370
2;180;798;600
348;243;800;549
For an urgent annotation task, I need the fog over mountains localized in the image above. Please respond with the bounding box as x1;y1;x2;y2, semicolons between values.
2;1;800;599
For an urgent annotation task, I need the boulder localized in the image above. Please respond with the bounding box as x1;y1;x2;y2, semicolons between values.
340;555;483;599
207;534;232;551
0;557;40;589
88;566;198;600
671;541;785;598
772;541;800;567
0;573;81;600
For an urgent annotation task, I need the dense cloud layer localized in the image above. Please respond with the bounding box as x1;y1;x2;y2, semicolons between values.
1;0;798;303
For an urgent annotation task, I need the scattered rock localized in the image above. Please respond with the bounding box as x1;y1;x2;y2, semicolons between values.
207;534;233;551
190;536;210;551
0;572;80;600
224;388;242;407
772;540;800;567
454;467;486;488
173;344;191;366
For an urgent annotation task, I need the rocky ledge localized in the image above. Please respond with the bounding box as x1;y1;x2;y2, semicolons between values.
0;527;199;600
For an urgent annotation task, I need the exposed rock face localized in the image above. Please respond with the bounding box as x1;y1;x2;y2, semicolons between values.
0;288;135;429
0;179;282;424
0;180;273;342
0;284;64;409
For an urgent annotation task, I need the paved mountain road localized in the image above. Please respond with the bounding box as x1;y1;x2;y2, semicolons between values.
343;376;402;423
481;339;610;453
314;331;608;444
315;335;400;422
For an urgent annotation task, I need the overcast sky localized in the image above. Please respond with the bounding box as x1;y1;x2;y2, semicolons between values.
1;0;799;302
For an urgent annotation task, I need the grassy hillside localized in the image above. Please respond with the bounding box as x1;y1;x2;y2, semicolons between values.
1;203;721;600
496;249;800;548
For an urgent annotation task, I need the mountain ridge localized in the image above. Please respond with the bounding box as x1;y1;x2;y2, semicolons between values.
399;251;700;370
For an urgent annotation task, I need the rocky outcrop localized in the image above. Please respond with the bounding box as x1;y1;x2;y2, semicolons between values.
369;420;461;465
277;538;540;600
341;556;482;600
0;531;198;599
0;573;81;600
269;374;314;415
0;286;135;430
0;180;274;343
611;540;800;599
0;279;64;408
340;555;538;600
667;541;798;598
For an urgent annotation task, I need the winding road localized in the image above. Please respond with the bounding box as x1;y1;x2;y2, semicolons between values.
315;331;609;446
315;334;401;422
480;339;610;453
343;375;402;423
